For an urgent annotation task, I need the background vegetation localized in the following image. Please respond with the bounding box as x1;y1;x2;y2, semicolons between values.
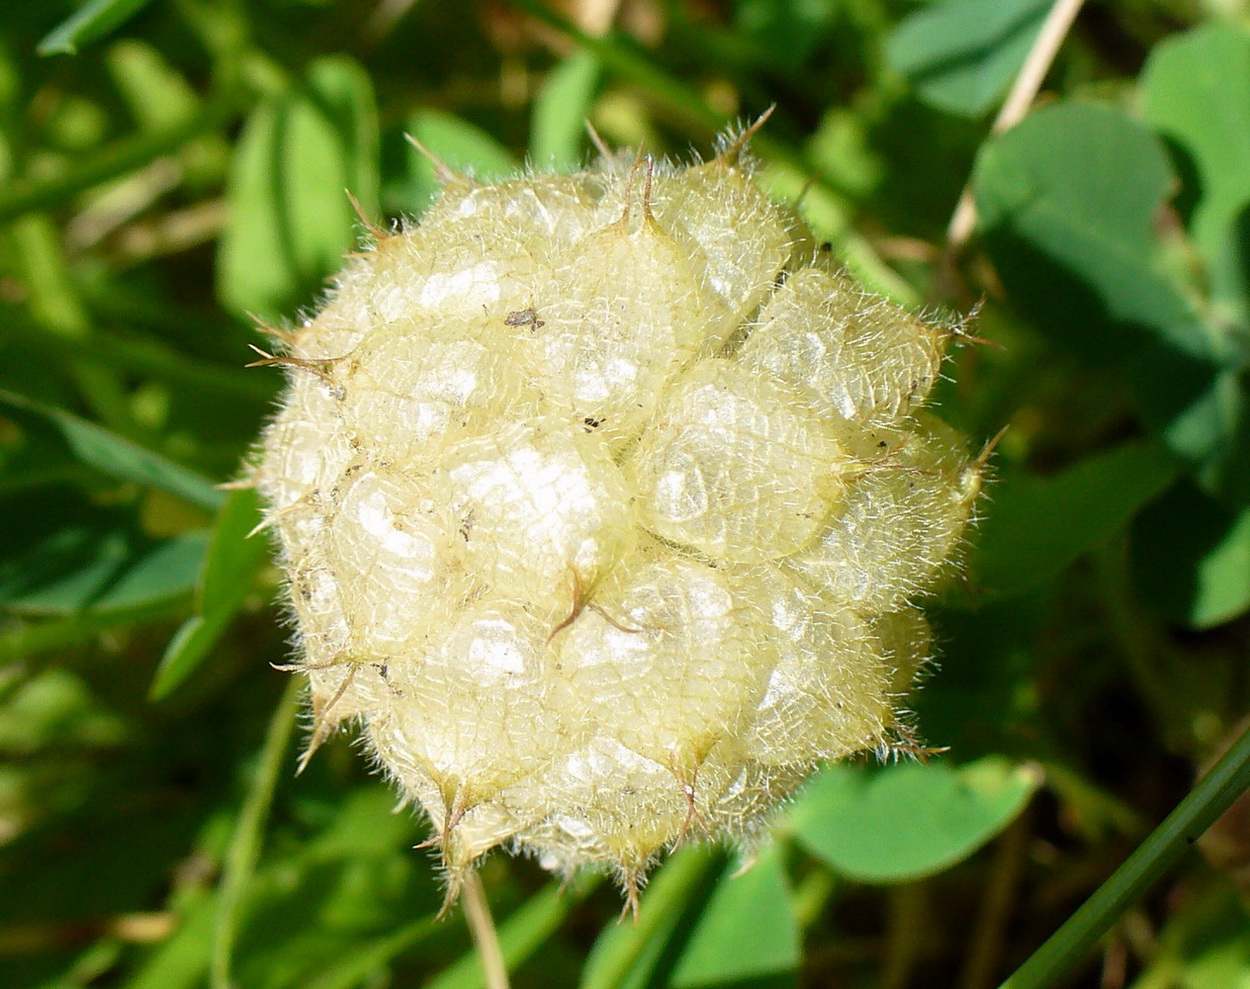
2;0;1249;986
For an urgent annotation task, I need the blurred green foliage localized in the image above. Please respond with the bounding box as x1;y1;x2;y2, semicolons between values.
1;1;1249;987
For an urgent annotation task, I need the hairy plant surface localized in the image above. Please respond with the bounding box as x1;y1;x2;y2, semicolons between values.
255;131;981;902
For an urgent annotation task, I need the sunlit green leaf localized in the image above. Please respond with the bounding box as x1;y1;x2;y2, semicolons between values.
670;844;799;988
790;758;1037;882
531;51;600;171
1143;22;1250;325
974;102;1246;497
218;56;380;320
393;109;518;216
581;846;722;989
107;39;200;132
974;103;1187;359
1187;504;1250;628
886;0;1051;118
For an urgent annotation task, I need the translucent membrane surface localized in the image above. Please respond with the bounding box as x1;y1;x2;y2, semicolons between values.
256;141;979;897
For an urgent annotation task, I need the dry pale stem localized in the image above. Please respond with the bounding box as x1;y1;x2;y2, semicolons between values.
940;0;1089;285
463;870;510;989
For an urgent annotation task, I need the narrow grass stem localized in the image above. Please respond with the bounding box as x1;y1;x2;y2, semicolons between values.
941;0;1087;282
998;719;1250;989
210;677;302;989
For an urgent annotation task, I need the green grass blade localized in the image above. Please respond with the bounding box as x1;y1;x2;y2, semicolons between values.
502;0;854;202
999;720;1250;989
504;0;719;134
152;488;272;700
210;676;303;989
530;50;601;170
0;95;234;223
0;596;188;666
0;388;226;510
580;845;722;989
36;0;157;55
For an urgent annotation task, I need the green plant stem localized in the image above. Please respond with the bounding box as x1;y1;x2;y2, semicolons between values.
504;0;719;134
210;676;302;989
998;719;1250;989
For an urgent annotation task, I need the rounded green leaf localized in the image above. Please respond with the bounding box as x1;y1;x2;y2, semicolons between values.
790;758;1037;883
973;102;1245;494
976;102;1174;257
670;844;799;988
1133;479;1250;629
1143;22;1250;319
973;442;1182;600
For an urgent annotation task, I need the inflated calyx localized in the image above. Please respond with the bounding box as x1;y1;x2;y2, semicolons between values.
253;121;985;907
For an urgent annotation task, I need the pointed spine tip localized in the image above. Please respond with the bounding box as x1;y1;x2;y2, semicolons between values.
345;188;384;242
718;103;776;165
403;132;465;186
248;313;298;345
585;118;613;161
